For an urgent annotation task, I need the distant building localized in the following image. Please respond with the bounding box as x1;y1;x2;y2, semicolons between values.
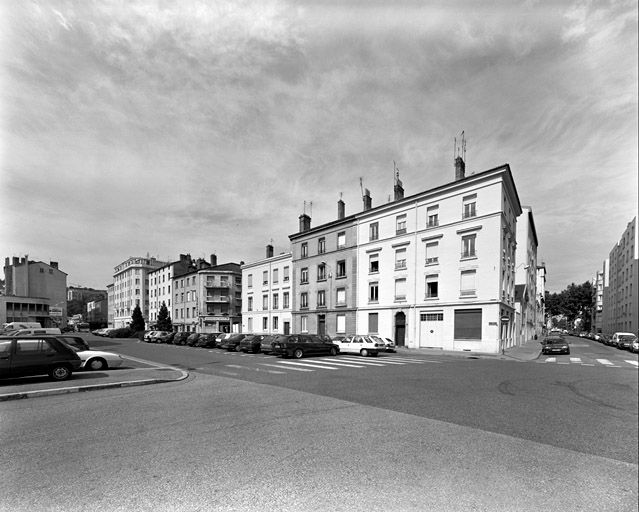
592;269;604;333
536;263;547;335
106;283;114;328
86;298;108;326
241;245;293;335
1;256;68;327
514;206;539;344
67;286;107;302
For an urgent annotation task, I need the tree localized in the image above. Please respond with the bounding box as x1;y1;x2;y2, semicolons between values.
156;302;172;331
130;305;146;332
545;281;594;330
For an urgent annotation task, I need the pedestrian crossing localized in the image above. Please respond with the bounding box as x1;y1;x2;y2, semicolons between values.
541;357;638;369
220;353;431;375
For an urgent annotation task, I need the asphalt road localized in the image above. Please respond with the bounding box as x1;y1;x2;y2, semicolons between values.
1;334;637;511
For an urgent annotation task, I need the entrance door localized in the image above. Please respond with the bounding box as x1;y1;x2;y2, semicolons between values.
395;312;406;347
283;322;290;335
419;311;444;348
318;315;326;336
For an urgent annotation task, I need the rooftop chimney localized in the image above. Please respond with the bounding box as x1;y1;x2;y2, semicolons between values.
455;156;465;181
363;189;372;211
337;199;345;219
266;244;274;258
210;254;217;266
50;261;58;269
394;179;404;201
299;214;311;233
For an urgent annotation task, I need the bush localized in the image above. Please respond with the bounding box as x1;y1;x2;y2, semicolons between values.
108;327;134;338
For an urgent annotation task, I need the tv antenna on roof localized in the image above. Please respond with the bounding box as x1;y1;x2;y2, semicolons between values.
454;131;467;162
303;200;313;216
359;177;364;198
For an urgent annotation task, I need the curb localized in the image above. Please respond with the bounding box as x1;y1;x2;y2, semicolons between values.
0;369;189;403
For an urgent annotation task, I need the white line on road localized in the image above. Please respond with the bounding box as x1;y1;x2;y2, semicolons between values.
258;363;313;372
276;361;340;370
328;358;387;366
569;357;581;363
545;357;556;363
596;359;613;365
313;359;366;368
625;360;639;367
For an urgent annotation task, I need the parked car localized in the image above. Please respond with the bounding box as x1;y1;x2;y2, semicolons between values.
0;335;82;381
143;331;158;343
215;333;234;348
612;332;637;350
108;327;133;338
271;334;339;359
57;335;91;351
220;334;247;351
71;347;124;371
239;334;265;353
185;333;201;347
195;333;220;348
629;337;639;353
369;335;395;352
155;331;175;344
172;332;190;345
541;335;570;355
151;331;170;343
332;335;385;356
259;335;278;354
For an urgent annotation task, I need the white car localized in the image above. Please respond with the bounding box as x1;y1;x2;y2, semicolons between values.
75;349;125;371
333;335;385;357
369;335;396;352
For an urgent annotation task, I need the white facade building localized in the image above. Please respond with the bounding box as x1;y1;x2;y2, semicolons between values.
241;246;293;335
514;206;539;344
355;160;522;353
148;264;175;326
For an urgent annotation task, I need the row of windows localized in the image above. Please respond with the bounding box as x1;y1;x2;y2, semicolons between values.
247;292;291;311
247;267;290;288
300;232;347;258
247;316;288;332
299;288;347;308
365;270;478;302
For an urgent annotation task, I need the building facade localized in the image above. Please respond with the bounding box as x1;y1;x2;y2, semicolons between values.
196;262;242;334
514;206;539;344
536;263;547;336
148;254;199;327
592;269;604;333
603;217;638;334
241;246;292;335
112;256;168;328
1;256;68;327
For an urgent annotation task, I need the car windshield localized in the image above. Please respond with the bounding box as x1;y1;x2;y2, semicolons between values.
619;335;636;341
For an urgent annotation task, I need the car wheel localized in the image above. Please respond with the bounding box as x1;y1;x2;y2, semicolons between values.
87;358;107;371
235;345;242;352
329;347;337;356
49;365;72;381
293;348;304;359
253;347;260;354
360;349;369;357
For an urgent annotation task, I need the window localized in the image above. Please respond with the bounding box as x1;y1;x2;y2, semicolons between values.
247;318;253;332
463;194;477;218
425;275;439;298
301;242;308;258
283;266;290;282
421;312;444;321
273;293;279;310
369;222;379;241
395;248;407;270
317;290;326;307
368;313;378;333
318;238;326;254
336;314;345;334
263;317;268;330
263;270;268;285
317;264;326;281
454;309;482;339
248;297;253;311
425;241;439;264
283;292;290;309
300;292;308;308
273;316;279;330
460;270;477;296
336;260;346;278
186;291;190;302
337;231;346;249
369;253;379;273
336;288;346;305
461;234;476;258
396;214;407;234
395;278;407;300
300;267;309;284
301;315;308;333
369;282;379;303
262;294;268;310
427;205;439;228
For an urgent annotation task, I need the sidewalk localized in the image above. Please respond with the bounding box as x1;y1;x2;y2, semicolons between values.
0;363;188;402
394;339;542;362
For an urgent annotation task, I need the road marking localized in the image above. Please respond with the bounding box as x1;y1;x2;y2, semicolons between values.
545;357;556;363
596;359;613;365
328;356;405;365
625;360;639;367
313;360;366;368
582;364;595;366
570;357;581;363
557;362;569;364
259;363;313;372
329;358;386;366
277;361;340;370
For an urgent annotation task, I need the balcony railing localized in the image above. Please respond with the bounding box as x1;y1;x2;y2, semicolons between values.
461;251;476;259
205;296;230;303
395;260;407;270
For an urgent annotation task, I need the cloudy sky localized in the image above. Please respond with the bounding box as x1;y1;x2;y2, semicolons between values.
1;0;637;292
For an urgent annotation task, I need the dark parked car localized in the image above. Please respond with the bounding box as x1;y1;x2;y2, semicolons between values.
155;331;175;344
541;335;570;355
239;334;265;353
272;334;339;359
185;333;201;347
195;333;221;348
58;335;91;351
0;335;82;381
259;335;278;354
172;332;190;345
220;334;247;351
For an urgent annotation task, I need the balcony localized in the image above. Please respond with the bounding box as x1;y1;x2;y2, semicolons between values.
205;295;230;303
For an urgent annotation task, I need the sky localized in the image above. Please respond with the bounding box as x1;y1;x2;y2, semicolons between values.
1;0;637;293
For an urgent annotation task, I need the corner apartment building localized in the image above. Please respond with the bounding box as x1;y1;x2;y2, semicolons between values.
603;217;638;334
514;206;539;344
354;160;522;353
112;256;168;328
241;246;292;335
148;254;198;327
1;256;68;327
289;204;359;337
195;261;242;334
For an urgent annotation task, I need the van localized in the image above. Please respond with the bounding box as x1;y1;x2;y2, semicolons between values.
2;322;42;332
11;328;62;336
